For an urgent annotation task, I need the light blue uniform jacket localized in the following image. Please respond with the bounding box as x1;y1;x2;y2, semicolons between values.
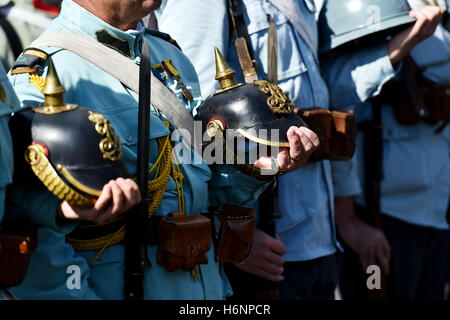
321;0;450;230
0;63;20;222
157;0;353;261
4;0;264;300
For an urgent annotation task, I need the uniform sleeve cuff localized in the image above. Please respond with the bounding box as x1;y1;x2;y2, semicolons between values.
353;43;402;101
331;159;362;198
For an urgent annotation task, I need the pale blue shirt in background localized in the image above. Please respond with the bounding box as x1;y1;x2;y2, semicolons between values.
321;0;450;230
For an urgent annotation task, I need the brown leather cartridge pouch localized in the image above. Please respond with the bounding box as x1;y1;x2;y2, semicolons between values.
330;110;356;160
157;213;211;272
295;108;356;161
215;204;255;263
296;107;332;162
380;81;450;126
0;225;38;287
381;55;450;126
380;80;425;125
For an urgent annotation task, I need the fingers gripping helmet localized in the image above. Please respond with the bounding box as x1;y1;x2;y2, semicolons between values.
9;59;130;208
318;0;415;55
195;48;306;176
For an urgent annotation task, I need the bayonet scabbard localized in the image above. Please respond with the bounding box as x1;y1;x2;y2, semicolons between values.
124;39;152;300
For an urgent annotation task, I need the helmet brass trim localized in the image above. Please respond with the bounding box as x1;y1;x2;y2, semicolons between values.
56;164;102;197
87;111;122;162
34;103;78;114
235;128;290;148
25;144;95;208
254;80;294;114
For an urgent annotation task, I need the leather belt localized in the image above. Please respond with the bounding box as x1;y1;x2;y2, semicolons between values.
67;214;215;247
68;216;162;246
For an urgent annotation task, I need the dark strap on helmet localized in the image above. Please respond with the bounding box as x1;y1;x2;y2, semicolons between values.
0;11;23;61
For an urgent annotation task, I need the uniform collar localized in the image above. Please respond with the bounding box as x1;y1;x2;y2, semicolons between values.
58;0;144;59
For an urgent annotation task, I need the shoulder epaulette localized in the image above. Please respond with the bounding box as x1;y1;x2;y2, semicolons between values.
145;29;182;51
11;48;48;75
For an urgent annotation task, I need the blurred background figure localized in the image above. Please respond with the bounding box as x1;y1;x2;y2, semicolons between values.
0;0;61;70
321;0;450;300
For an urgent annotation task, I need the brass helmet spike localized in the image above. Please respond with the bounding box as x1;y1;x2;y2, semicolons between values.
214;47;237;90
42;58;65;107
35;58;76;114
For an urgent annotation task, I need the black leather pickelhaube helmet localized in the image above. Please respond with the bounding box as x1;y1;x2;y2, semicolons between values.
9;59;130;208
196;48;306;168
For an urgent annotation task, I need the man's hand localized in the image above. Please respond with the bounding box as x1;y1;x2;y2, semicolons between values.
58;178;141;224
234;228;287;282
253;126;320;174
334;197;391;275
389;5;444;65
